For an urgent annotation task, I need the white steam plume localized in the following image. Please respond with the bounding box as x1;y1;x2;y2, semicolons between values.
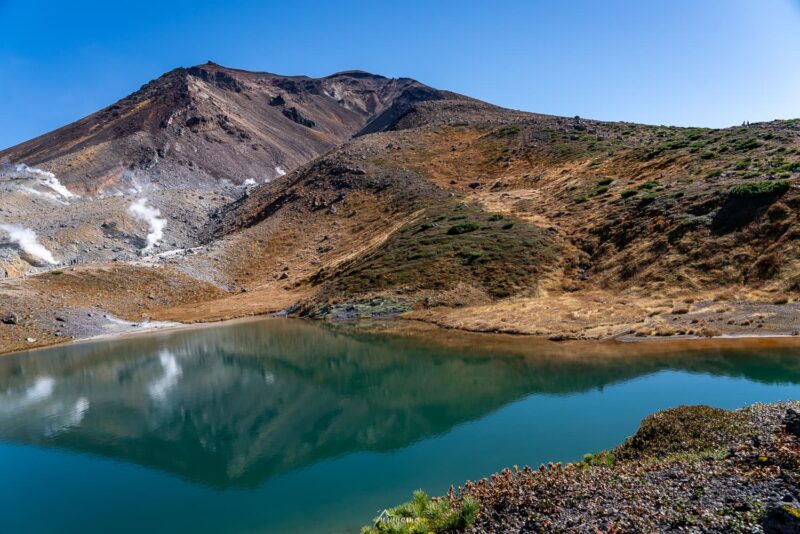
243;178;257;186
0;224;57;265
275;166;286;177
128;198;166;252
14;164;77;199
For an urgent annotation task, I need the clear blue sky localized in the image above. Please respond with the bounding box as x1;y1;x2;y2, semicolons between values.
2;0;799;149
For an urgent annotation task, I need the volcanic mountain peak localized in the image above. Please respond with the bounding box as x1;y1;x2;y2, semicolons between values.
0;63;453;193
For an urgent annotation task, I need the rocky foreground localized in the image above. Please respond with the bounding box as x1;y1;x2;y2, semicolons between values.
371;402;800;533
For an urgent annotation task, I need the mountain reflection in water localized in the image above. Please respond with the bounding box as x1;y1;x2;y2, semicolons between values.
1;319;800;489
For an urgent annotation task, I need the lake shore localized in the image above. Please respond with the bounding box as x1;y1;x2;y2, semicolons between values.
367;401;800;533
4;306;800;359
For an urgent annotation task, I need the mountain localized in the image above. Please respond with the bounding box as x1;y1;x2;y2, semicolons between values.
0;62;457;193
1;63;799;354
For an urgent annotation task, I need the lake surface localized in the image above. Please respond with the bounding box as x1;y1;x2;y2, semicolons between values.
1;319;799;533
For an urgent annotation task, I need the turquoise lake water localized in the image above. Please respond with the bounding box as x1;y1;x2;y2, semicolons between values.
1;319;799;533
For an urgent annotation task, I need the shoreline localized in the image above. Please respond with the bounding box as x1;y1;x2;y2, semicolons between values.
5;310;800;359
366;401;800;533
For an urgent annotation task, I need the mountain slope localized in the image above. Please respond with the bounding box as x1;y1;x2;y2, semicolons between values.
0;62;454;193
2;66;800;354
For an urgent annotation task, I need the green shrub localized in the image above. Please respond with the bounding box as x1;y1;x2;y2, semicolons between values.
502;222;515;230
621;189;638;198
700;151;715;160
706;169;723;179
458;250;484;264
497;125;520;136
595;186;609;196
733;138;761;151
597;177;614;186
729;180;790;198
639;193;657;206
615;405;746;461
638;180;659;190
362;490;479;534
447;221;481;235
582;450;616;467
487;213;504;221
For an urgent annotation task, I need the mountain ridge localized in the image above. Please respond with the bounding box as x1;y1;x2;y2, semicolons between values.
0;62;458;193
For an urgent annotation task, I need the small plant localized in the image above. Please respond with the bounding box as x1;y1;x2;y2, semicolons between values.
488;213;504;221
418;223;434;232
497;125;520;136
458;250;484;264
502;222;515;230
706;169;723;179
362;490;479;534
638;193;657;206
582;450;616;467
595;186;609;196
50;270;64;276
729;180;790;198
733;138;761;151
700;151;715;160
597;177;614;186
638;180;659;190
621;189;638;199
447;221;480;235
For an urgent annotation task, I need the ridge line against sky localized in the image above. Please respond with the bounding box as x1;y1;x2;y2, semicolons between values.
1;0;799;150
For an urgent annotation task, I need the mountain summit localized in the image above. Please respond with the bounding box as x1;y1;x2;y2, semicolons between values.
0;63;457;193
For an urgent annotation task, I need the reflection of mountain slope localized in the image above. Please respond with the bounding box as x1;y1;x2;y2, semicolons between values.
1;320;799;488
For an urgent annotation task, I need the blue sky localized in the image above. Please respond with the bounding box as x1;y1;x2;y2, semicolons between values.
1;0;799;149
